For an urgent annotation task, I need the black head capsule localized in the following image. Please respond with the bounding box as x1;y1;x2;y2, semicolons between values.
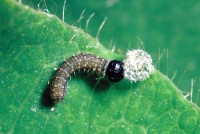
105;60;124;82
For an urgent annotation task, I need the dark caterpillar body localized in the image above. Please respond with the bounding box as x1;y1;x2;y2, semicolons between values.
50;53;111;103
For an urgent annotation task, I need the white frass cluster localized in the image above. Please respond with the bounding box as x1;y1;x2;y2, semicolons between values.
123;49;154;82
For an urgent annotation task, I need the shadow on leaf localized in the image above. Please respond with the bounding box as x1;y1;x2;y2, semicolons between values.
41;82;55;108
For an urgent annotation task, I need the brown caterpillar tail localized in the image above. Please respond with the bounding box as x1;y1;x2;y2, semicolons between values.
50;53;109;103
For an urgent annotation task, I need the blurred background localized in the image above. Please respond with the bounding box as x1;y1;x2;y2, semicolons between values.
22;0;200;106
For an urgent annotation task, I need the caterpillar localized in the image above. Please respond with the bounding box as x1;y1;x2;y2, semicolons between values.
50;53;124;103
50;50;154;104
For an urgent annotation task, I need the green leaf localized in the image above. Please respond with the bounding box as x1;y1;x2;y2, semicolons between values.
0;0;199;133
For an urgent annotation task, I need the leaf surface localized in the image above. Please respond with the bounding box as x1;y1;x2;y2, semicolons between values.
0;1;199;133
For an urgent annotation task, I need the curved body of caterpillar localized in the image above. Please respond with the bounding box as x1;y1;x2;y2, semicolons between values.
50;49;153;104
50;53;123;103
